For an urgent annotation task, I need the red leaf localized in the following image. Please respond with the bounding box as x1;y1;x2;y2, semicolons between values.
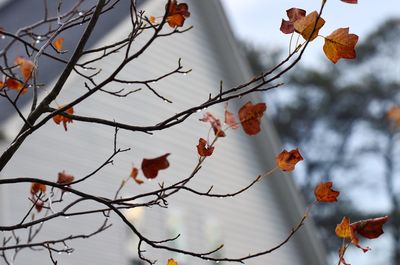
224;103;239;129
166;0;190;28
141;153;170;179
351;216;389;240
35;201;44;212
341;0;357;3
238;101;267;135
280;8;306;34
130;167;144;185
314;181;340;202
5;78;28;94
30;182;46;196
196;138;214;157
275;148;303;172
199;112;226;137
57;171;75;185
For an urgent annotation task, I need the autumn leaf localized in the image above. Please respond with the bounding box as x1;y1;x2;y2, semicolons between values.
314;181;340;202
280;8;306;34
166;0;190;28
52;106;74;131
275;148;303;171
224;103;239;129
197;138;214;157
141;153;170;179
130;166;144;185
5;78;28;94
57;171;75;185
30;182;46;196
293;11;325;41
323;27;358;63
53;37;64;52
238;101;267;135
35;200;44;212
387;106;400;127
167;258;178;265
15;56;34;81
336;216;351;238
341;0;357;3
149;16;156;24
351;216;389;240
199;112;226;137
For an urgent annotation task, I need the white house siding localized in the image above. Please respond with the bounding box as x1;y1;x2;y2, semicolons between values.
0;1;325;265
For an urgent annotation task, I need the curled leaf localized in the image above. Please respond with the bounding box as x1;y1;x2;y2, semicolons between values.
166;0;190;28
130;166;144;185
238;101;267;135
141;153;170;179
351;216;389;240
293;11;325;41
341;0;357;3
53;37;64;52
199;112;226;137
31;182;46;196
197;138;214;157
57;171;75;185
34;200;44;212
323;27;358;63
280;8;306;34
15;56;34;81
149;16;156;24
52;106;74;131
275;148;303;171
314;181;340;202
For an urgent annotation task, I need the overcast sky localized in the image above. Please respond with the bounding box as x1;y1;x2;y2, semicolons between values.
221;0;400;65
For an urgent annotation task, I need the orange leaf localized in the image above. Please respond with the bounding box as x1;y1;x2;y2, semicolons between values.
199;112;226;137
197;138;214;157
53;37;64;52
5;78;28;94
275;148;303;172
30;182;46;196
280;8;306;34
336;216;351;238
141;153;170;179
224;103;239;129
166;0;190;28
15;56;34;81
52;106;74;131
130;167;144;185
387;106;400;127
167;258;178;265
314;181;340;202
57;171;75;185
323;28;358;64
238;101;267;135
293;11;325;41
149;16;156;24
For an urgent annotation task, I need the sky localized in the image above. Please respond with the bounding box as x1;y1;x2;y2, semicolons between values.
221;0;400;66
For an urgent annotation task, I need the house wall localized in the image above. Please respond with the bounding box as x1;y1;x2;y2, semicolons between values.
0;1;325;265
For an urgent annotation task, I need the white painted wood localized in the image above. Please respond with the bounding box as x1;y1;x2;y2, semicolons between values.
0;1;326;265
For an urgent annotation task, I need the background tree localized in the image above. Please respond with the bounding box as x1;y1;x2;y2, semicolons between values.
241;17;400;265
